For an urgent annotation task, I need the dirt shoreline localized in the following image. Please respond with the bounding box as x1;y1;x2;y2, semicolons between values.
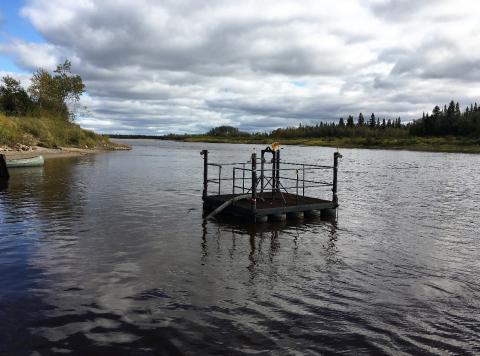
1;146;110;160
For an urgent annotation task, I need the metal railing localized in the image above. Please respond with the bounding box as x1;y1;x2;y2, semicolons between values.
201;149;341;207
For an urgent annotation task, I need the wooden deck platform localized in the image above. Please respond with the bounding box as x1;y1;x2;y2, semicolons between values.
204;191;337;219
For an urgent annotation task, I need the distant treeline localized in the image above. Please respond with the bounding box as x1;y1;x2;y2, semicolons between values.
204;101;480;139
410;101;480;137
108;100;480;140
270;115;406;139
0;60;84;121
270;101;480;139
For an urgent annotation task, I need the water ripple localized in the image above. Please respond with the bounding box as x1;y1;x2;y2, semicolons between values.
1;141;479;354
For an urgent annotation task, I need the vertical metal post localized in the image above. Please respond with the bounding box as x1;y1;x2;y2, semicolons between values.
271;150;276;199
218;165;222;195
296;169;299;203
242;163;245;193
302;164;305;196
251;152;257;214
232;167;236;198
201;150;208;199
333;152;340;204
260;150;265;193
276;150;281;193
270;151;277;200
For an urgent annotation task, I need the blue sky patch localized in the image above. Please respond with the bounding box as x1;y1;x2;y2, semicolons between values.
0;0;44;72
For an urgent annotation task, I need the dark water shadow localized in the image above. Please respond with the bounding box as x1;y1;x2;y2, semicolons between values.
0;179;7;192
1;297;185;356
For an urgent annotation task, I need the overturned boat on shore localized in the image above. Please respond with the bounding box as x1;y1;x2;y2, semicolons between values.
6;155;44;168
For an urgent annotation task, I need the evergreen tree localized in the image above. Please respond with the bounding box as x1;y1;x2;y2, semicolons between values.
358;113;365;126
455;102;461;119
369;113;376;128
346;115;354;127
447;100;455;116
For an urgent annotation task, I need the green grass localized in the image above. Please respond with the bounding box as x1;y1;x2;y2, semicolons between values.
176;135;480;153
0;114;117;149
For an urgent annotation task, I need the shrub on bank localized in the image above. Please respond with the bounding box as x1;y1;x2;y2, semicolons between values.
0;114;111;149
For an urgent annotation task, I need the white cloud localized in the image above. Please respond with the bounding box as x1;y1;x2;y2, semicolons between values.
0;40;60;70
1;0;479;133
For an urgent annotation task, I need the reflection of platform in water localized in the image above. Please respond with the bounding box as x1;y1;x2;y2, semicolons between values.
200;214;340;273
204;192;337;218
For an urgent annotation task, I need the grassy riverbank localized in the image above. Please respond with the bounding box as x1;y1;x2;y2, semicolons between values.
0;114;125;150
170;135;480;153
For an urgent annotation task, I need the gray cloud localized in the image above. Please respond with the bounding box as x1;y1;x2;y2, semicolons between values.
1;0;479;134
368;0;438;21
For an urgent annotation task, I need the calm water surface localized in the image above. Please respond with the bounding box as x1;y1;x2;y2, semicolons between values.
1;140;479;355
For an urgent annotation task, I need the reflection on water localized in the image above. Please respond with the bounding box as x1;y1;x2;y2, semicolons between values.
201;216;340;281
1;140;480;354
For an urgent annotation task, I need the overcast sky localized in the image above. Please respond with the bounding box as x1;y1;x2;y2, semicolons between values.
1;0;480;134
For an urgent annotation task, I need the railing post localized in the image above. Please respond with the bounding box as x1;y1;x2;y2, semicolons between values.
232;167;236;199
276;150;281;194
201;150;208;199
332;152;341;204
251;152;257;214
296;169;299;203
302;164;305;196
242;163;245;193
271;150;276;199
218;165;222;195
260;150;265;194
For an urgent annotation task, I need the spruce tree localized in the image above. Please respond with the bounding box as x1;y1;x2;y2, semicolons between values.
347;115;354;127
358;113;365;126
369;113;376;128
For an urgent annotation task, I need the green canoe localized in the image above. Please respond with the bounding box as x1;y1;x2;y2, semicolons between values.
6;155;45;168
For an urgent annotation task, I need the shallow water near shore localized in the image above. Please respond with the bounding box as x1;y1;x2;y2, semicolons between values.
1;139;479;354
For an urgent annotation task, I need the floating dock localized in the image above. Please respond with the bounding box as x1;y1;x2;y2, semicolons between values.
201;145;341;223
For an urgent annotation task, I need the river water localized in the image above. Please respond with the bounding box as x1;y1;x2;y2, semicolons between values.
0;140;479;355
